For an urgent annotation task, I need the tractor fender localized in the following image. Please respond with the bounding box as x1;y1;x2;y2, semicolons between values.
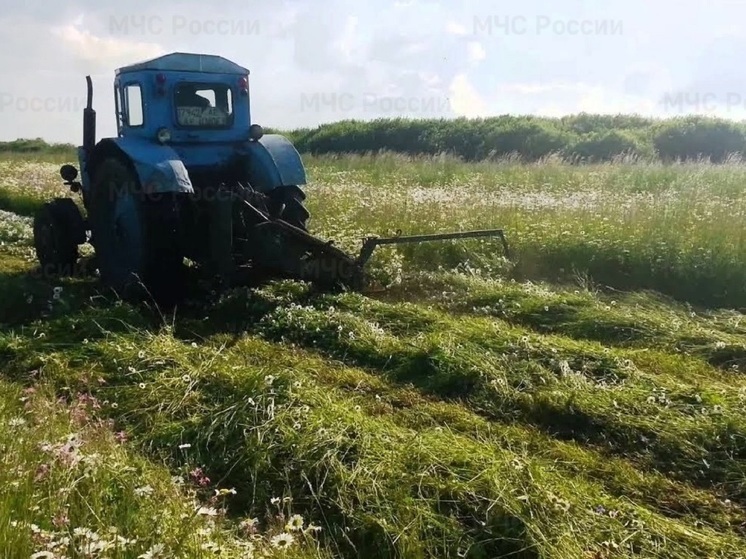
242;134;307;192
94;137;194;195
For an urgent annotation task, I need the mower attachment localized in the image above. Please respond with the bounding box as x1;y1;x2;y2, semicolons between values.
356;229;510;268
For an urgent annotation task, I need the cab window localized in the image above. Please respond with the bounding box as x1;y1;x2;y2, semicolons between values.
124;83;144;127
175;83;233;128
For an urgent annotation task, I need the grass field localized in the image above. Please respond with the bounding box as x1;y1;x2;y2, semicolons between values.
1;153;746;558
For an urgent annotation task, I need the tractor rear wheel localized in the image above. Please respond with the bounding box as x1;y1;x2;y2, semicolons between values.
90;158;185;306
33;198;85;277
269;185;310;231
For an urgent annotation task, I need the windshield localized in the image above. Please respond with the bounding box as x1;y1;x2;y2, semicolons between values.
174;83;233;128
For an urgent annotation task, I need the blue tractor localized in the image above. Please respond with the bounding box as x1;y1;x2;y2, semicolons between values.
33;52;508;303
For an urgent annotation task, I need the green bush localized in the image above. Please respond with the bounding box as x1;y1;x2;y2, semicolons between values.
11;114;746;163
653;117;746;162
0;138;75;154
569;130;648;162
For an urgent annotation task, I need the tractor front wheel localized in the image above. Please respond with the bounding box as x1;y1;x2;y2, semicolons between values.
33;198;86;277
90;158;185;306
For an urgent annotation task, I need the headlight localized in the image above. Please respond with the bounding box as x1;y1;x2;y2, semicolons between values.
156;127;172;143
249;124;264;141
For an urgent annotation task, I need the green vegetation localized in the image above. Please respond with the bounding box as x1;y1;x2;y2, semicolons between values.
1;153;746;557
10;112;746;162
287;115;746;162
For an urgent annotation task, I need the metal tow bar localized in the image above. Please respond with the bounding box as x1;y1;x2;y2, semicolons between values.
356;229;510;267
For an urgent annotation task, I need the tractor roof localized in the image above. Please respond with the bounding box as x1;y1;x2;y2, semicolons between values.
116;52;249;75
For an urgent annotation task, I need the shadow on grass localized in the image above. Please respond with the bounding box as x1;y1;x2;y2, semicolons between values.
3;259;746;508
0;272;541;559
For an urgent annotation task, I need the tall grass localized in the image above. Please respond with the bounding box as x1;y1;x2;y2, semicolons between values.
2;153;746;557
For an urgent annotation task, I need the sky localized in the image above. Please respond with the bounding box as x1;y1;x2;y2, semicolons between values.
1;0;746;142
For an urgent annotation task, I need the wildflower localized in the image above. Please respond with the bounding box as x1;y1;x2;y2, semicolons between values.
286;514;304;531
214;487;237;497
138;543;166;559
138;383;146;389
135;485;154;497
8;417;26;428
73;527;92;538
196;506;219;516
191;342;198;348
53;511;69;528
138;351;146;359
189;467;211;487
305;524;322;534
270;497;281;505
182;374;191;383
239;518;259;535
270;533;295;549
510;458;524;471
265;375;276;386
178;443;191;450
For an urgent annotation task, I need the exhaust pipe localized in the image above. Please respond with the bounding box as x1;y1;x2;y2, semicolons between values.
83;76;96;153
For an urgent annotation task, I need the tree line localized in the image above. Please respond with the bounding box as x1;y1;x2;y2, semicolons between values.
284;114;746;163
7;114;746;163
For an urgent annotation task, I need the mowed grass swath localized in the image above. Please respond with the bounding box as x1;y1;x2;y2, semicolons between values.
1;153;746;557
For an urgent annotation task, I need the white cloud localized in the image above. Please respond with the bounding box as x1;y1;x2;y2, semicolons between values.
52;24;165;69
449;74;489;117
467;42;486;63
2;0;745;142
496;82;592;95
333;15;362;64
494;81;662;117
445;21;468;36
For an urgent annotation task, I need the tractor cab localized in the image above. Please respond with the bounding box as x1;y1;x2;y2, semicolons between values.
113;53;261;148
